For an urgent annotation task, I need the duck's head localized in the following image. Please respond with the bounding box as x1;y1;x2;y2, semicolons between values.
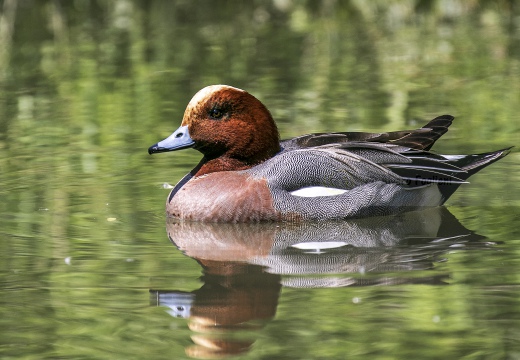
148;85;280;174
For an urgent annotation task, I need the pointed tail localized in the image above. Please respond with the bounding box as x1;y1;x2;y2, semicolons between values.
438;147;513;202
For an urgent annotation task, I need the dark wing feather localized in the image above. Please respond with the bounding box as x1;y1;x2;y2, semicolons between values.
390;115;454;151
280;115;454;151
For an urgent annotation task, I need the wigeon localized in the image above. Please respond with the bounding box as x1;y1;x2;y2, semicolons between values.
148;85;511;222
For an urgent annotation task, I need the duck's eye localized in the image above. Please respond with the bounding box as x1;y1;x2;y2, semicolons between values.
209;107;224;120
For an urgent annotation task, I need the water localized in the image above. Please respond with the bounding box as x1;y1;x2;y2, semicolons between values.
1;1;519;359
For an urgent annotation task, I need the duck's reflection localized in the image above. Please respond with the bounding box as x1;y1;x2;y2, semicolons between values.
151;261;280;358
150;207;493;358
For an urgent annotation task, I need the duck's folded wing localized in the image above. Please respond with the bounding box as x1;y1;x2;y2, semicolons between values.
249;146;444;220
281;115;454;151
247;142;468;220
250;146;406;192
252;142;467;192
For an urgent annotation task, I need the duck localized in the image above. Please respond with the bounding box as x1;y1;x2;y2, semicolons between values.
148;85;511;223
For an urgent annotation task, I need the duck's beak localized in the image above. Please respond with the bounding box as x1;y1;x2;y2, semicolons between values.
148;125;195;154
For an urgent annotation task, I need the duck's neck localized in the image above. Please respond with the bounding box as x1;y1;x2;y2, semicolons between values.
192;125;281;177
193;157;251;176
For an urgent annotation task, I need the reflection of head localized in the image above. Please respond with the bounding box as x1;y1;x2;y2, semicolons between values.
152;261;282;359
152;291;194;319
191;260;281;325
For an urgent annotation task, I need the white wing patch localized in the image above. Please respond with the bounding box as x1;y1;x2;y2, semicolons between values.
291;241;348;253
290;186;348;197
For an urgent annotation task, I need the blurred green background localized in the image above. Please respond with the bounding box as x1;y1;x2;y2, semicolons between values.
1;1;519;359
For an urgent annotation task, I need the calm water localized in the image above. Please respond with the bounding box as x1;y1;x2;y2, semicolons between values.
1;1;520;359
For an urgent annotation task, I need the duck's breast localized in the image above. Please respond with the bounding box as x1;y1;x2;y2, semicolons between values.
167;172;282;222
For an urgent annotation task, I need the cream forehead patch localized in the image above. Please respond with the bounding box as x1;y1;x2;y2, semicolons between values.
187;85;245;108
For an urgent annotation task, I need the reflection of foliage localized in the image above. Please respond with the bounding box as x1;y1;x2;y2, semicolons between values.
0;3;519;358
0;0;517;215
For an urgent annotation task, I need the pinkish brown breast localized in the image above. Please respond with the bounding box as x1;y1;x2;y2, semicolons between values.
166;172;281;222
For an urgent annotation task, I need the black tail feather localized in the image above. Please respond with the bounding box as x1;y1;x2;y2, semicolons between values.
437;147;513;202
445;147;513;176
